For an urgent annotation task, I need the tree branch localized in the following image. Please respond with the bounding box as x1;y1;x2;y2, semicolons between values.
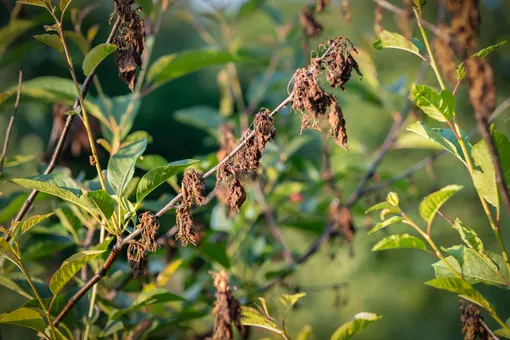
0;67;23;177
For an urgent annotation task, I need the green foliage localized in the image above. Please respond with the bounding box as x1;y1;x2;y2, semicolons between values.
418;184;462;224
411;85;455;122
456;41;507;80
0;307;46;333
330;313;382;340
33;34;64;56
16;0;48;8
20;213;54;234
373;30;424;59
372;234;427;251
472;139;498;207
82;43;117;76
107;139;147;196
368;216;404;235
425;277;494;311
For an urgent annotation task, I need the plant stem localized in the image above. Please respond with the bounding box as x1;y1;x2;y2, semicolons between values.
0;68;23;177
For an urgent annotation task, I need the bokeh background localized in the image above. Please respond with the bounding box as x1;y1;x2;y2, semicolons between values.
1;0;510;339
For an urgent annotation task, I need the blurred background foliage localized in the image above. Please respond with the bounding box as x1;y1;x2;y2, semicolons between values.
1;0;510;339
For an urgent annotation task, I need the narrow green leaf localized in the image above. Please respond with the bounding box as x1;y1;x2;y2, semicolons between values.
111;288;185;319
0;237;21;269
368;216;404;235
0;91;14;105
99;320;124;338
279;293;306;308
11;174;90;211
492;130;510;192
49;250;106;294
412;0;427;8
34;34;64;55
411;84;455;122
148;49;249;85
20;213;54;234
136;159;198;203
365;202;391;213
0;307;46;333
419;184;463;224
65;31;89;55
241;306;283;335
200;240;231;269
407;121;470;164
495;327;510;339
16;0;48;7
0;276;33;299
59;0;71;12
83;190;115;219
82;43;117;76
471;139;498;207
456;41;507;81
330;312;382;340
452;219;485;253
425;277;494;311
124;130;153;145
373;30;424;59
372;234;427;251
107;139;147;196
432;246;509;289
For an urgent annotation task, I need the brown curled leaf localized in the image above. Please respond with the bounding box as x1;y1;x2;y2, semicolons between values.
176;205;196;246
459;300;488;340
300;6;323;38
227;177;246;213
322;37;362;91
328;97;348;150
217;123;236;162
182;169;206;207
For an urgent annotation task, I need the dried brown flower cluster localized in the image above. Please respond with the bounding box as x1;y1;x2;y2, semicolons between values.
459;300;489;340
127;212;159;277
208;271;242;340
113;0;146;91
433;25;458;83
329;199;355;242
300;6;323;38
445;0;480;58
176;169;207;246
465;57;496;118
292;38;361;150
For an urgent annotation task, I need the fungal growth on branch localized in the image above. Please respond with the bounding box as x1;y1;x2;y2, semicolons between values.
127;212;159;277
176;169;207;246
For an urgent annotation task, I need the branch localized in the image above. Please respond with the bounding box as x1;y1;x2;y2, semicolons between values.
52;42;339;326
5;16;122;241
0;68;23;177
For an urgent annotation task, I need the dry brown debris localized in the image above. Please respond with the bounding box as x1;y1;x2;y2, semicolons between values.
237;129;261;173
459;300;489;340
433;25;457;83
328;98;348;150
446;0;480;58
216;162;247;213
126;212;159;277
113;0;145;91
254;109;276;153
182;169;207;207
292;67;330;117
329;200;355;242
208;271;242;340
315;0;331;12
127;241;147;277
216;123;236;162
465;57;496;118
322;37;362;91
176;205;196;246
340;0;352;24
300;6;323;38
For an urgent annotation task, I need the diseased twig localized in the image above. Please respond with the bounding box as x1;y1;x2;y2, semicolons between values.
5;16;122;241
480;319;500;340
52;42;339;326
0;68;23;177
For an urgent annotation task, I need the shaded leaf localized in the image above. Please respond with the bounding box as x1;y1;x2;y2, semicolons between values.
99;320;124;338
279;293;306;308
173;106;223;138
59;0;71;12
136;159;198;203
0;276;33;299
34;34;64;55
0;237;21;269
82;43;117;76
372;234;427;251
330;312;382;340
136;154;168;171
83;190;115;219
0;91;14;105
20;213;54;234
111;288;184;319
107;139;147;196
373;30;423;59
419;184;462;224
495;327;510;339
49;250;106;294
425;277;494;311
411;84;455;122
368;216;404;235
241;306;283;335
16;0;48;7
200;240;230;269
492;130;510;192
0;307;46;333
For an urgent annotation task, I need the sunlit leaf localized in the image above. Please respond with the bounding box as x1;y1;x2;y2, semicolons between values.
16;0;48;7
83;190;115;219
59;0;71;12
34;34;64;55
136;159;197;203
82;43;117;76
279;292;306;308
373;30;424;59
411;84;455;122
20;213;54;234
456;41;507;80
49;250;106;294
107;139;147;196
425;277;494;311
372;234;427;251
330;312;382;340
0;91;14;105
241;306;283;335
368;216;404;235
0;237;21;269
0;307;46;333
419;185;462;224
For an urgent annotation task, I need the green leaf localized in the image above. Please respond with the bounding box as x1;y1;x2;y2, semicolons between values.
16;0;48;7
111;288;184;319
96;94;141;142
0;307;46;333
11;174;90;211
82;43;117;76
372;234;427;251
148;49;250;86
136;154;168;171
0;19;37;56
0;276;33;299
20;213;54;234
241;306;284;335
456;41;507;81
407;121;470;164
59;0;71;11
65;31;88;55
0;237;21;269
425;277;494;311
495;327;510;339
173;106;223;138
411;84;455;122
365;202;393;213
49;250;106;294
373;30;424;59
432;246;509;289
200;240;231;269
279;293;306;308
136;159;198;203
418;184;462;224
34;34;64;55
330;312;382;340
452;219;485;253
238;0;266;19
123;130;153;145
492;130;510;192
107;139;147;196
412;0;427;8
0;91;14;105
99;320;124;338
83;190;115;219
368;216;404;235
471;139;498;207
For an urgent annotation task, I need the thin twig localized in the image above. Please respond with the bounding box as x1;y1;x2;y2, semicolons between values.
5;16;122;242
0;68;23;177
480;319;501;340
